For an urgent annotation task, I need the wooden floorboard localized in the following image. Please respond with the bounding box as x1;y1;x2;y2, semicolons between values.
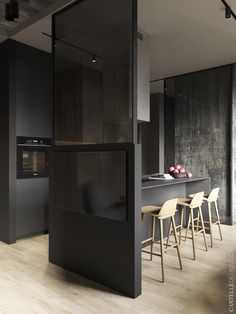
0;225;234;313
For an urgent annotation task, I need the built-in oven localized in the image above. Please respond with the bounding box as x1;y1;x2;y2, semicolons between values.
17;137;51;179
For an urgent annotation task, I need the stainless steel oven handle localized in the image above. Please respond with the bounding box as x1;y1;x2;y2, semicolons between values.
17;144;51;147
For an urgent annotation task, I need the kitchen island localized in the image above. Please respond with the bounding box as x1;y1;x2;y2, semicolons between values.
142;177;211;241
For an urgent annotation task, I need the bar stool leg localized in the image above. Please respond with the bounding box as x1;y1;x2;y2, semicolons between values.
159;219;165;283
185;211;191;241
196;211;200;232
172;216;182;270
166;218;172;249
190;209;196;260
179;207;184;245
199;206;208;251
208;202;213;248
215;201;223;241
150;216;155;261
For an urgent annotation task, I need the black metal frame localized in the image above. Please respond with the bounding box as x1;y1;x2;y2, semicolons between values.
132;0;138;144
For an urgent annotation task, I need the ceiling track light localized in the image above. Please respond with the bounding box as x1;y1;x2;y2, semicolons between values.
41;32;99;65
91;54;97;63
220;0;236;20
225;5;231;18
5;0;19;21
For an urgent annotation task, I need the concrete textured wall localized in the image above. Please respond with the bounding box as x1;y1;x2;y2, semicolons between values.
166;66;232;224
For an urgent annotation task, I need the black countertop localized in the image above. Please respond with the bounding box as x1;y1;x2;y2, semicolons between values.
142;177;210;190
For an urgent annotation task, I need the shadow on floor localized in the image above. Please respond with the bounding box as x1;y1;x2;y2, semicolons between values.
45;262;126;298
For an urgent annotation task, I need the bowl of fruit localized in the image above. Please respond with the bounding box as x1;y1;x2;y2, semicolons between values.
169;164;192;178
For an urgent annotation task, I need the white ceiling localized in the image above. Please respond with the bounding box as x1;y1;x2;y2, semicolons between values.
12;15;51;53
11;0;75;51
10;0;236;80
139;0;236;80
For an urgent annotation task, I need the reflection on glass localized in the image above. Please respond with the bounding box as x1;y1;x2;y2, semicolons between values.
52;151;127;221
53;0;133;145
23;151;47;173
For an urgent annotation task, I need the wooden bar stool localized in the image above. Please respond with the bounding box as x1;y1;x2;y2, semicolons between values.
141;199;182;283
189;187;223;247
177;192;208;260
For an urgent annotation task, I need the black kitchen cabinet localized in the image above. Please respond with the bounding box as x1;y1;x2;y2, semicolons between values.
0;39;52;243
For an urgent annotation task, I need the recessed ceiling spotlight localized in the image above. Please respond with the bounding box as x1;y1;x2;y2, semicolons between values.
5;0;19;21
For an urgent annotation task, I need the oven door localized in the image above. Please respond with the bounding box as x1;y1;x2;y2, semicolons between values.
17;145;49;179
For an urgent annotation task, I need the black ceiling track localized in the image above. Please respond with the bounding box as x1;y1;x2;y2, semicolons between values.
221;0;236;20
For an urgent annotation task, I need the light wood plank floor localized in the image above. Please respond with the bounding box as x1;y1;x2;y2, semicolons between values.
0;225;234;314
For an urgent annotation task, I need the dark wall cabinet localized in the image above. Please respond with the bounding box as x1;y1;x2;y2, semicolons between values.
140;93;164;175
0;39;52;243
16;42;52;138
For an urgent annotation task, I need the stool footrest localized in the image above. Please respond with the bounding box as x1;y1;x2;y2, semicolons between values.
188;224;204;229
202;220;220;225
153;240;178;249
178;235;195;240
195;229;204;235
175;224;183;230
141;238;153;245
142;249;161;257
142;242;178;255
164;243;178;252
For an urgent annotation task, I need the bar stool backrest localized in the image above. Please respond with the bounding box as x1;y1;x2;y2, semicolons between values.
158;198;178;219
190;191;204;208
207;187;219;202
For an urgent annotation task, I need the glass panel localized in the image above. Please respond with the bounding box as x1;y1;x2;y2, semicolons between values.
53;0;133;145
52;151;127;221
23;151;34;173
23;151;48;173
36;152;47;173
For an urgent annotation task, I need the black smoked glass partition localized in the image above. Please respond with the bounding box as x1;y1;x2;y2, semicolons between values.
51;150;127;221
50;0;141;298
52;0;136;221
53;0;134;145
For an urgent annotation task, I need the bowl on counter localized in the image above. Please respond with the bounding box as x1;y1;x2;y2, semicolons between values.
172;173;187;178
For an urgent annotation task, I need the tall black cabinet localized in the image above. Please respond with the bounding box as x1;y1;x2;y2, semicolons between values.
0;39;52;243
